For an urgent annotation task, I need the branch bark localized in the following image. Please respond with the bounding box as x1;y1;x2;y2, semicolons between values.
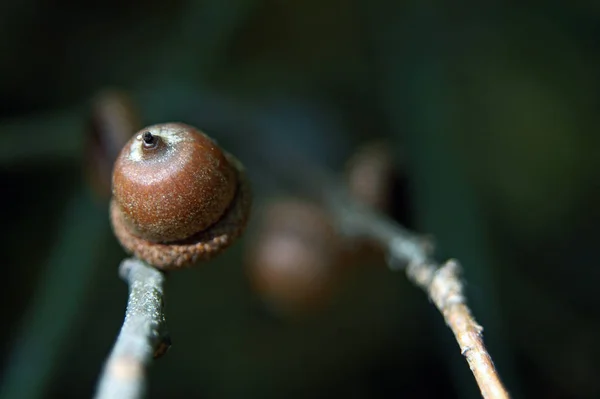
95;258;170;399
329;187;510;399
407;259;509;399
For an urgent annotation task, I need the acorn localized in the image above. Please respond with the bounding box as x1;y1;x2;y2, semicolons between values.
246;199;343;316
84;89;141;199
110;122;251;269
346;140;397;214
344;140;417;265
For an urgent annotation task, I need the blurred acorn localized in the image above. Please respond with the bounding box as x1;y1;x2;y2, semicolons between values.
344;140;416;266
245;199;345;317
84;89;141;199
346;140;395;213
345;140;414;228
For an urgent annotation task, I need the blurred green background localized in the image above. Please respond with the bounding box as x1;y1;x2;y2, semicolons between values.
1;1;599;398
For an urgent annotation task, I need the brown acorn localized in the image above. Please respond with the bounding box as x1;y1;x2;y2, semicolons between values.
349;140;414;228
346;140;397;214
84;89;141;199
110;122;251;269
246;199;342;315
345;140;416;265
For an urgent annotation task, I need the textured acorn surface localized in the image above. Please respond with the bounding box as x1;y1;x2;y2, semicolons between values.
112;123;237;243
111;155;251;269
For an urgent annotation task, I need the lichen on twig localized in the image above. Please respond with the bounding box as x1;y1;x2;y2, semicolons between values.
94;258;170;399
96;148;509;399
328;186;510;399
407;259;509;399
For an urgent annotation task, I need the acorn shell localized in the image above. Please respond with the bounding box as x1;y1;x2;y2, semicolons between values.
110;157;251;269
112;123;237;243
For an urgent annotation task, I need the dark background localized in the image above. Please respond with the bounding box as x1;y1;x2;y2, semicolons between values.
1;1;599;398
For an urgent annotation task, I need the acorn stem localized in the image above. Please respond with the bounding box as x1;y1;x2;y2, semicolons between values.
141;131;159;149
95;258;170;399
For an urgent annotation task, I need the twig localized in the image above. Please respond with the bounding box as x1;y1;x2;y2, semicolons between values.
329;187;510;399
231;130;510;397
407;260;509;399
95;258;170;399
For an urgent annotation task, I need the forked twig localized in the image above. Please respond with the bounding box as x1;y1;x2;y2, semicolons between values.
329;186;510;399
95;258;170;399
94;140;509;399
